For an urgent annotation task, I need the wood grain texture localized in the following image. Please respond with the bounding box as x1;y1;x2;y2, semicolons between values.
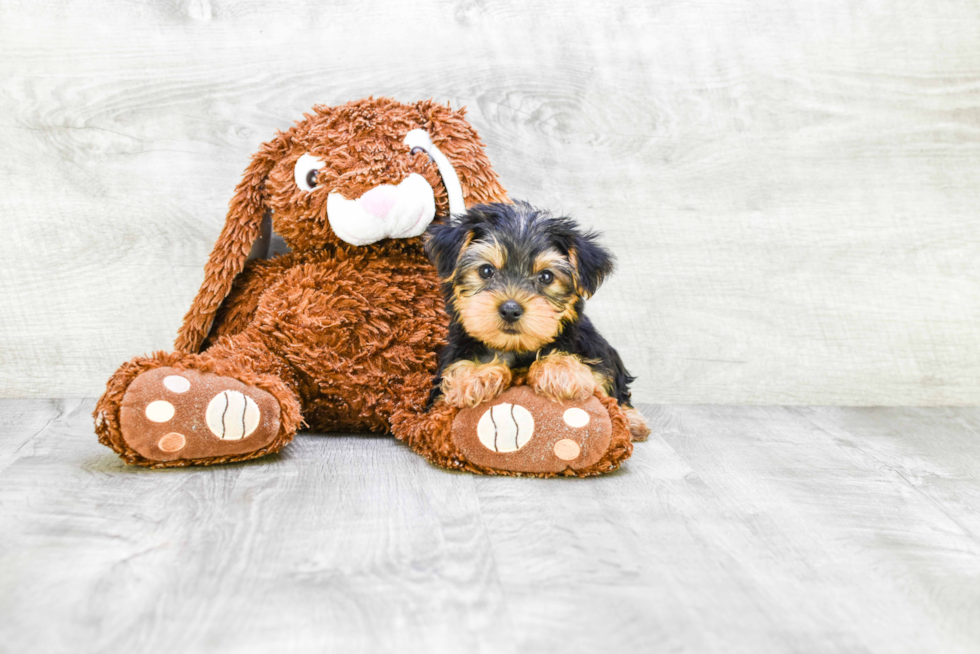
1;1;980;403
3;400;980;653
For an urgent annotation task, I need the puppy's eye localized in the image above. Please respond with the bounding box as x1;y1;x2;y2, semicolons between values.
478;264;496;280
537;270;554;285
294;153;325;192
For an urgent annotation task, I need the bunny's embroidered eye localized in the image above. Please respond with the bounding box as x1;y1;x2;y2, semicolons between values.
294;153;325;192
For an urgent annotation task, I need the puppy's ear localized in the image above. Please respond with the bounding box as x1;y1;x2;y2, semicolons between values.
424;220;473;279
569;230;615;299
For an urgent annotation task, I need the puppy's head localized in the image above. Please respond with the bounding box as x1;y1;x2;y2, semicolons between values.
425;201;614;352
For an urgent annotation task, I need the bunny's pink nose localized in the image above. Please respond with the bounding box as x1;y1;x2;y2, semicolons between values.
357;185;399;219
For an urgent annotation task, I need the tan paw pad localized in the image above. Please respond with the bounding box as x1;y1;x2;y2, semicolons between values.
145;400;175;422
119;367;282;463
163;375;191;393
157;432;186;452
562;407;590;428
476;402;535;452
553;439;581;461
452;386;612;474
206;391;261;441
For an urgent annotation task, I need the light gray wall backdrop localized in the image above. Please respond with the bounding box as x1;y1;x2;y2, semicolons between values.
2;1;979;404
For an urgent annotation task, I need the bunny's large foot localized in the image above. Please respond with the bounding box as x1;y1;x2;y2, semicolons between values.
96;356;301;467
448;386;632;476
118;367;282;464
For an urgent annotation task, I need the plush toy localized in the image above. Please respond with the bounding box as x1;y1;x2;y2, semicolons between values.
94;97;633;476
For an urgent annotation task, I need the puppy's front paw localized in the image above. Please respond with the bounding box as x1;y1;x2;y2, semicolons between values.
441;360;513;409
528;352;599;403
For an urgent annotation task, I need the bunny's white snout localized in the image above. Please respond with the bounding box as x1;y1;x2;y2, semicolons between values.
320;129;465;247
326;173;436;247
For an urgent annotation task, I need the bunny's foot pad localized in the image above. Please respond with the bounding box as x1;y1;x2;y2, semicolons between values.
118;367;281;463
451;386;613;474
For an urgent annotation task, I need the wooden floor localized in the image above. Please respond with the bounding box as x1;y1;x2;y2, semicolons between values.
1;401;979;653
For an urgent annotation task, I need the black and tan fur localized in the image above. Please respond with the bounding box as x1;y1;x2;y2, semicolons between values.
425;201;650;440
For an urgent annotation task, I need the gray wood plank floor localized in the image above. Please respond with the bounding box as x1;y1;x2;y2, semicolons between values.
1;401;978;654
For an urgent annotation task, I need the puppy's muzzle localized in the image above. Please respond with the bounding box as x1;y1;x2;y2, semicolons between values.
498;300;524;323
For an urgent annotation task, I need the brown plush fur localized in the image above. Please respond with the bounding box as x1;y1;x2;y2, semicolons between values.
94;97;635;474
174;98;505;354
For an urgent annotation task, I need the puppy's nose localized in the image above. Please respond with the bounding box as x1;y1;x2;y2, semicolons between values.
498;300;524;323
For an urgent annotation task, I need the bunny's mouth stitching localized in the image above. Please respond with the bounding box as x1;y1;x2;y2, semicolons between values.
324;129;465;247
326;173;436;247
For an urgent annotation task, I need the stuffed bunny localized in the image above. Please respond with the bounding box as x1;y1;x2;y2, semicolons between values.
94;97;633;476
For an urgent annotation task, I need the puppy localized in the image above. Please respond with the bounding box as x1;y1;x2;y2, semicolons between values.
424;201;651;441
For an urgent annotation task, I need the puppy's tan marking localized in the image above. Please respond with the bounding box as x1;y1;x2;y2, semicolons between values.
456;288;562;353
567;247;607;299
623;407;651;441
454;239;506;291
592;369;612;396
527;352;597;402
533;250;576;303
556;301;579;330
532;249;570;274
440;359;513;409
469;239;506;269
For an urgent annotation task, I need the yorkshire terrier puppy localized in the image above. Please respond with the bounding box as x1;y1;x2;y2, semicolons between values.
424;201;651;441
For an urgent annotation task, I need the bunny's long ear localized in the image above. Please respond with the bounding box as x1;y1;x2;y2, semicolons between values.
175;135;288;353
